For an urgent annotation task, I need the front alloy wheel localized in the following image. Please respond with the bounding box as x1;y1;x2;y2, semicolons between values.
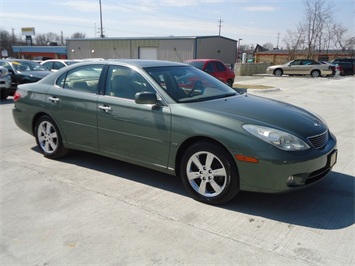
35;116;67;159
180;142;239;205
274;69;283;77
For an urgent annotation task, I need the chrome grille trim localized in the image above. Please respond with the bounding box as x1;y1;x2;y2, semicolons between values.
308;130;329;149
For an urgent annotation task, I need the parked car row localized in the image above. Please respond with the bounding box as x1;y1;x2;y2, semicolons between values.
0;59;52;100
2;56;352;100
1;58;236;100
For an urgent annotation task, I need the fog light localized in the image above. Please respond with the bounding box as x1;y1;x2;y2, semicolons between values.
287;176;294;186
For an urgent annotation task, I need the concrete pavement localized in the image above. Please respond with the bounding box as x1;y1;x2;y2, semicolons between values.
1;75;354;265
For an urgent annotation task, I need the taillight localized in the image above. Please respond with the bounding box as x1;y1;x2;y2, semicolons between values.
13;91;21;101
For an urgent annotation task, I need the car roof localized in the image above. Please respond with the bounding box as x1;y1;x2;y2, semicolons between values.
184;59;220;62
42;59;79;62
107;59;187;68
40;59;189;77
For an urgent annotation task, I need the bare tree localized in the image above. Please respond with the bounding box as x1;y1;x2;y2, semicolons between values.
35;34;47;45
71;32;86;39
262;42;274;51
0;29;20;57
34;32;60;45
0;30;12;49
344;37;355;51
46;32;60;44
302;0;333;58
282;0;354;58
332;23;349;50
283;26;304;59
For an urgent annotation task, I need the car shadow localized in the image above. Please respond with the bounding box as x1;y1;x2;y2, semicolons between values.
33;148;188;197
224;171;354;230
32;148;354;230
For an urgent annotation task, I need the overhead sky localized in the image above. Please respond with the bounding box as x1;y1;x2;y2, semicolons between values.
0;0;354;48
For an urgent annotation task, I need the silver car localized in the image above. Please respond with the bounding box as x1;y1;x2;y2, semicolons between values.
40;59;82;72
266;59;333;78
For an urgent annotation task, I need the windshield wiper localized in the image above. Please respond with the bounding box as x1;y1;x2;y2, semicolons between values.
178;92;237;103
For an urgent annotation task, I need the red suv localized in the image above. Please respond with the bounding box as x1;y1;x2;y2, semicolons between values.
184;59;235;87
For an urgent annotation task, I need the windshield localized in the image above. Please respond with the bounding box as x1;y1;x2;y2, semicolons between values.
145;66;237;103
11;60;48;72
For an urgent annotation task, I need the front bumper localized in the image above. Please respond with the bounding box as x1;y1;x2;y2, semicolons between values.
237;135;337;193
266;68;274;75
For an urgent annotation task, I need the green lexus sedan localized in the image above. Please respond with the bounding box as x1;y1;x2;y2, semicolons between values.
12;60;337;205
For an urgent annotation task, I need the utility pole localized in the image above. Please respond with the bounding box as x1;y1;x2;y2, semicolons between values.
217;19;223;36
277;32;280;49
237;38;242;62
99;0;104;38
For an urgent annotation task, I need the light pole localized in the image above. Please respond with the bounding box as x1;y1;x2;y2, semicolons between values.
237;38;242;63
99;0;104;38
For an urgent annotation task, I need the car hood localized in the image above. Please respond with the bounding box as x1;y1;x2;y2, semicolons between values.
189;94;327;137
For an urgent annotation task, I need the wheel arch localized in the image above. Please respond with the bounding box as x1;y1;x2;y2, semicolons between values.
31;112;65;143
32;112;50;135
226;78;233;87
175;136;239;177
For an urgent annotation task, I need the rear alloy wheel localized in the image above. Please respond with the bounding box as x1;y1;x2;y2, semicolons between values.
34;116;68;159
180;142;239;205
274;69;283;77
311;70;321;78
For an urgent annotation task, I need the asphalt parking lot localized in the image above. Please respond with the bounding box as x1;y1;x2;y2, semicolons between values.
1;75;354;265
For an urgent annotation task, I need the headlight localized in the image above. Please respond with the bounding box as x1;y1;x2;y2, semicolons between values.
242;124;310;151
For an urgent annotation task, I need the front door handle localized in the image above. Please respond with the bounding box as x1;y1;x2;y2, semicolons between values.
48;96;60;103
98;105;112;112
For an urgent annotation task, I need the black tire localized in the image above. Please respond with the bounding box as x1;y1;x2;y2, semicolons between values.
180;142;239;205
274;69;283;77
227;79;233;87
34;116;68;159
0;89;8;100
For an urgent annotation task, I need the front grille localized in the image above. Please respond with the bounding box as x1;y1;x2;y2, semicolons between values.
308;130;329;149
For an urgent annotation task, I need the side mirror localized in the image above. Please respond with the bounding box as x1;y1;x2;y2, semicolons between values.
135;92;161;105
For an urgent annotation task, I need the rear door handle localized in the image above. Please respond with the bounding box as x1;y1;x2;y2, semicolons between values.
98;105;112;112
48;96;60;103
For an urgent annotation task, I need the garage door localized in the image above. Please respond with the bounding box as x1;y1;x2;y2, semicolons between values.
139;47;158;59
